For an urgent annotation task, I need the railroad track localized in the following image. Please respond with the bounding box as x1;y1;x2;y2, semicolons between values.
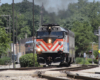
36;65;100;80
0;65;58;71
0;64;99;80
52;65;98;71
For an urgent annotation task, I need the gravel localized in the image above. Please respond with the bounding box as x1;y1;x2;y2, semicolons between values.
0;76;48;80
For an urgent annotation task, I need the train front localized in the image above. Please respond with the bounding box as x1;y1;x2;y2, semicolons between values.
36;24;65;65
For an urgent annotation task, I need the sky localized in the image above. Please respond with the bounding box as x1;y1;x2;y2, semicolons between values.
1;0;100;13
1;0;100;4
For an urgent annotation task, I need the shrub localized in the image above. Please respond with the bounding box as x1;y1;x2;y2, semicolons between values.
80;59;91;65
75;57;91;65
94;59;98;64
75;57;83;64
0;57;11;65
87;58;92;63
19;53;39;67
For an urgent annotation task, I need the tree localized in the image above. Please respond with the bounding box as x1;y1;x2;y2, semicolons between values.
0;27;11;55
72;21;93;54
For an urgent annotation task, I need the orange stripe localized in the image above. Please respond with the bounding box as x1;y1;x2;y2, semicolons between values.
53;44;59;51
36;39;63;51
57;45;63;51
36;45;42;51
40;44;47;51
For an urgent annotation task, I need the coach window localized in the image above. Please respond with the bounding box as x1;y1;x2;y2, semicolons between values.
64;32;67;37
25;44;28;47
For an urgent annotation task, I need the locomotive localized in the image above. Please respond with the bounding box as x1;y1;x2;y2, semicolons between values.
36;24;75;66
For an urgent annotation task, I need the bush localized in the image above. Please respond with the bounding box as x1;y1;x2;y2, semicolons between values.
94;59;98;64
75;57;83;64
19;53;39;67
0;57;11;65
75;57;91;65
87;58;92;63
80;59;91;65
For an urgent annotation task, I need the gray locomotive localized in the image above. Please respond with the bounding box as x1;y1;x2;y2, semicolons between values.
36;24;75;66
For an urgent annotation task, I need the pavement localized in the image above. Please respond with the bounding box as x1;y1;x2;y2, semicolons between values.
0;64;20;69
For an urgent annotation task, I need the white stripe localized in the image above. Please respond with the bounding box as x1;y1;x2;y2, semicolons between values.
38;45;45;51
51;42;58;51
55;42;63;51
55;45;60;51
40;42;49;51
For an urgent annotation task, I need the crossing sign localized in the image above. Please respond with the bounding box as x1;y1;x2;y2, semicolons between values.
98;49;100;54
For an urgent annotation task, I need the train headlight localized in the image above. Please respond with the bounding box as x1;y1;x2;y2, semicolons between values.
37;48;41;52
49;27;51;29
48;39;52;43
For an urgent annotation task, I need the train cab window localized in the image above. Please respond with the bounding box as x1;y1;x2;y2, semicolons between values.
64;32;68;37
25;43;32;47
50;31;64;38
37;31;49;38
37;31;64;38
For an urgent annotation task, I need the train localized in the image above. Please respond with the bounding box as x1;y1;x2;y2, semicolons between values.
36;24;75;66
25;41;33;54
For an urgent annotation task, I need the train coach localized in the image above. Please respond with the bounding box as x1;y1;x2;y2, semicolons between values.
36;24;75;66
25;41;33;54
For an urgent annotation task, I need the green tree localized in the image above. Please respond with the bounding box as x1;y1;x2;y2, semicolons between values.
72;21;93;54
0;27;11;54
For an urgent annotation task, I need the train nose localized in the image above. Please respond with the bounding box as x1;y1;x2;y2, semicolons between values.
48;38;52;43
47;56;52;61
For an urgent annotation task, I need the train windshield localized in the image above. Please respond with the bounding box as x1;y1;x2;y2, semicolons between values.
50;32;63;36
37;31;63;38
37;31;49;36
25;43;33;47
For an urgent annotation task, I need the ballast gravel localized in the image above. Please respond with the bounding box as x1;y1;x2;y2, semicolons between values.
0;76;48;80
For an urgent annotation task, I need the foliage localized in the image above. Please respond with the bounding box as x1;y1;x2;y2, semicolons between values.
94;59;98;64
94;50;98;58
0;57;11;65
87;58;92;63
75;57;83;64
19;53;39;67
0;27;11;54
1;0;100;54
79;59;91;65
72;21;93;53
75;57;91;65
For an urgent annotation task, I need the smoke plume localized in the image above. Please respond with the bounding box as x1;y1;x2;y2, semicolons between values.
34;0;78;14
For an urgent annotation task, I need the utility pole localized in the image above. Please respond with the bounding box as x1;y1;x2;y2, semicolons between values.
92;42;95;64
12;0;15;68
33;0;35;67
16;14;18;62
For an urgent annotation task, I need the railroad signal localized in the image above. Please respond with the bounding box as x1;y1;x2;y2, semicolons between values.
89;50;92;54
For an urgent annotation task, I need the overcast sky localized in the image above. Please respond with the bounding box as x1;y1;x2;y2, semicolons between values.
1;0;100;13
1;0;100;4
